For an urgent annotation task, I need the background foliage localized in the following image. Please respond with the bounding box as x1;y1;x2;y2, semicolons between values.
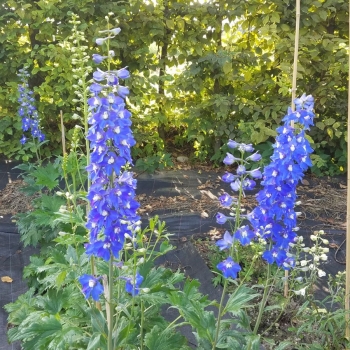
0;0;348;174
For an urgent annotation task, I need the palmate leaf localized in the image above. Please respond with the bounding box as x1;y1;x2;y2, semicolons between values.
223;285;259;316
144;325;187;350
8;314;62;350
30;163;60;190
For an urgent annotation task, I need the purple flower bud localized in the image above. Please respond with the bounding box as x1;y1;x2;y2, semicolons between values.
117;85;129;98
96;38;107;46
116;68;130;79
246;152;261;162
227;139;239;149
20;135;27;144
242;144;254;152
92;54;106;64
110;27;121;36
248;168;262;179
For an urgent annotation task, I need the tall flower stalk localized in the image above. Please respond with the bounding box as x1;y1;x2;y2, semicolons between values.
78;18;141;350
213;94;315;349
17;67;45;161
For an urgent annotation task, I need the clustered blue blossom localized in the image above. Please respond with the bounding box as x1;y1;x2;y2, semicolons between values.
216;94;314;279
249;94;314;269
80;28;143;301
17;68;45;144
215;140;262;278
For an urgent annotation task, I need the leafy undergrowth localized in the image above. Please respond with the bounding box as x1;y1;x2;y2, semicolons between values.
194;239;349;350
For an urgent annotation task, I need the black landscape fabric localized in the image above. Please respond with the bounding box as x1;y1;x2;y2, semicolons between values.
0;161;347;348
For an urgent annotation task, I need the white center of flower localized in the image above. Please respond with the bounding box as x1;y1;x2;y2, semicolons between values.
290;144;295;151
108;156;114;164
93;194;101;201
288;164;293;171
103;243;111;249
103;111;109;119
102;210;108;216
272;170;278;177
96;132;103;140
114;126;121;134
88;279;96;288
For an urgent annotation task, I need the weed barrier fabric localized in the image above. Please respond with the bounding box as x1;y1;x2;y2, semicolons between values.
0;166;346;348
0;230;38;350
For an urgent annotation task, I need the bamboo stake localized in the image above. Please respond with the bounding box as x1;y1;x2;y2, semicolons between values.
285;0;300;298
345;0;350;339
60;110;66;156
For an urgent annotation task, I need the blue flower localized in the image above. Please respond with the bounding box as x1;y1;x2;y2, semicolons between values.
222;172;235;183
217;257;241;279
218;193;234;207
246;152;261;162
223;153;238;165
216;231;234;250
236;165;246;175
17;68;45;144
79;274;104;301
216;212;231;224
85;36;140;263
125;271;144;296
92;54;107;64
235;225;255;246
227;139;239;149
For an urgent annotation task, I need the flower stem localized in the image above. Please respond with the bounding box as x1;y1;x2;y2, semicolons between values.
108;256;114;350
140;299;144;350
253;262;271;335
212;279;228;350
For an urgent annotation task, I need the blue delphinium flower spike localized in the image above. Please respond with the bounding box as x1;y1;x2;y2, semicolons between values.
17;67;45;144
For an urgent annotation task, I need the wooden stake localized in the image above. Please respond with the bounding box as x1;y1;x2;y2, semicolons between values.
285;0;301;298
60;110;66;156
345;0;350;339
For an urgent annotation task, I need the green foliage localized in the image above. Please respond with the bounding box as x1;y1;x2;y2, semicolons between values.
0;0;348;172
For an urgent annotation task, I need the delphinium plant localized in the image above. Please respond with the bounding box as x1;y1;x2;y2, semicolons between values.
17;67;45;161
211;94;315;349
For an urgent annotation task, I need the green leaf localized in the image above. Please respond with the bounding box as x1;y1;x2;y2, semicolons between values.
223;285;259;315
223;61;232;74
166;19;174;30
31;163;60;190
144;325;186;350
9;315;62;348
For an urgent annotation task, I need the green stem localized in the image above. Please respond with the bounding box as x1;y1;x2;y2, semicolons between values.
108;256;114;350
253;262;271;335
212;279;228;350
140;300;144;350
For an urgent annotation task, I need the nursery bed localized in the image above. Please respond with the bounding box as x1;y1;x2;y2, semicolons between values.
0;161;347;349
